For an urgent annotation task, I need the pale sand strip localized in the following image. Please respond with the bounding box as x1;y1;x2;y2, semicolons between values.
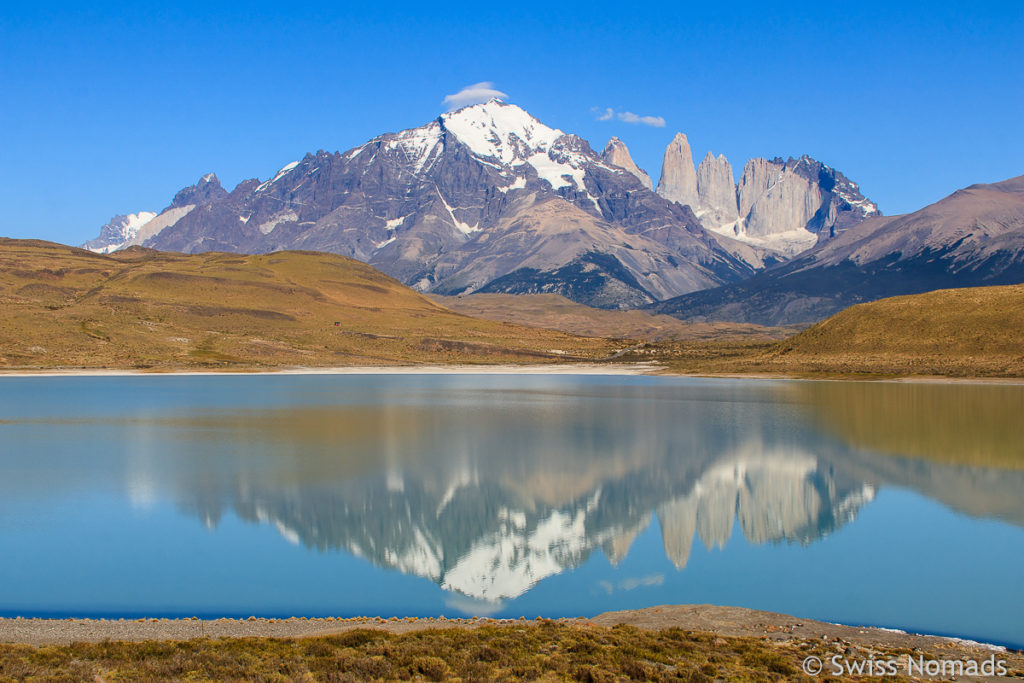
1;365;1021;384
0;363;661;378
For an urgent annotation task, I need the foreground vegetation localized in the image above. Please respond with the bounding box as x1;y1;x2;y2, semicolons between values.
0;621;988;682
0;239;617;369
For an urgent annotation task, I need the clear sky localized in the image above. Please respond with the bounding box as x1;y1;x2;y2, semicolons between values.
2;1;1021;246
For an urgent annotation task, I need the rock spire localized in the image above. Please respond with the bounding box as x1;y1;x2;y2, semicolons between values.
656;132;699;209
601;137;653;189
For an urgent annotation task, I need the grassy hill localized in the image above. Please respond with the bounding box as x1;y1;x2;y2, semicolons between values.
767;284;1024;376
657;285;1024;378
0;239;618;370
431;292;797;341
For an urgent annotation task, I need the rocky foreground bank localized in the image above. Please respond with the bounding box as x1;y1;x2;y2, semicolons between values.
1;606;1020;681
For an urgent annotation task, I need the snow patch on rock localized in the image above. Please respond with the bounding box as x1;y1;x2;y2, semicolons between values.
125;205;195;247
255;161;299;192
708;218;819;257
384;122;443;174
258;211;298;235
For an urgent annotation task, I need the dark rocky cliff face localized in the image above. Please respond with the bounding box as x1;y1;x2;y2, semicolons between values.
169;173;228;210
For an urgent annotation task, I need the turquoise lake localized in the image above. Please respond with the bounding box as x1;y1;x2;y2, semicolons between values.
0;374;1021;648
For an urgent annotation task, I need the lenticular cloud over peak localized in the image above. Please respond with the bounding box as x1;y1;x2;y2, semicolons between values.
443;82;509;110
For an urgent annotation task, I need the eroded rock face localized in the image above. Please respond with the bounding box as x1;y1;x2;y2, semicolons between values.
696;152;738;228
738;159;823;238
601;137;653;190
656;133;700;209
654;127;878;258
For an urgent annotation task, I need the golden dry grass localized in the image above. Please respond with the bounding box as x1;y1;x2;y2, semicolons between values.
0;621;952;682
431;292;798;341
0;239;619;370
766;284;1024;375
650;285;1024;379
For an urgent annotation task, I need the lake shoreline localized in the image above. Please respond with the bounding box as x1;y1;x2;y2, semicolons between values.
1;362;1023;384
0;362;659;378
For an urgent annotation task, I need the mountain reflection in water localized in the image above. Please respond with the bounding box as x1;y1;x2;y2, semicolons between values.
1;375;1022;616
7;376;1007;606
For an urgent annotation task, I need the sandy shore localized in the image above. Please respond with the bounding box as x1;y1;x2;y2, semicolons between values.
0;362;663;378
0;606;1015;657
2;363;1023;384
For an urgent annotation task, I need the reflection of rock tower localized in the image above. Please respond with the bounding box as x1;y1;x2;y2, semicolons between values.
603;515;651;566
656;499;697;570
655;445;874;569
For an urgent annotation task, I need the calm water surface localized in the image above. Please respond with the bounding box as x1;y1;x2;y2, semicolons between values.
0;374;1022;647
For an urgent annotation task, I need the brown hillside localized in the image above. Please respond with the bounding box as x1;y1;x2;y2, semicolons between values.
0;239;617;370
653;285;1024;378
431;292;796;341
766;284;1024;376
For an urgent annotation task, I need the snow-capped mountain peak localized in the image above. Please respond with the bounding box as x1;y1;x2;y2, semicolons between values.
439;100;603;195
83;211;157;254
441;99;564;165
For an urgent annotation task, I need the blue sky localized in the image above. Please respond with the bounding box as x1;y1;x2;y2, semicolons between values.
2;1;1021;245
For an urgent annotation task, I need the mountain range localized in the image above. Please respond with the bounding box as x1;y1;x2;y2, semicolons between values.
654;175;1024;324
83;100;880;311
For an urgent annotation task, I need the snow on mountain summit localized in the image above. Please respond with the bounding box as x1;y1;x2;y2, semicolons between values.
82;211;157;253
440;99;564;164
440;99;600;192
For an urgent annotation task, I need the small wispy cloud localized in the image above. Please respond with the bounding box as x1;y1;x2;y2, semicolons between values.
595;574;665;596
620;574;665;591
443;82;509;110
593;107;666;127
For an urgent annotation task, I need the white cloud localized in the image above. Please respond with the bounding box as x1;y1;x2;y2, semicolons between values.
594;107;666;128
620;574;665;591
594;574;665;595
443;82;509;110
618;111;666;127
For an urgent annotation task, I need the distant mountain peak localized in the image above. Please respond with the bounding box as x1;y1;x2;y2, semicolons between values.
170;172;227;209
601;137;653;190
440;100;564;166
81;211;158;254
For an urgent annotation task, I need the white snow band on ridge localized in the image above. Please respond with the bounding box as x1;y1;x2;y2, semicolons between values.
255;161;300;193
